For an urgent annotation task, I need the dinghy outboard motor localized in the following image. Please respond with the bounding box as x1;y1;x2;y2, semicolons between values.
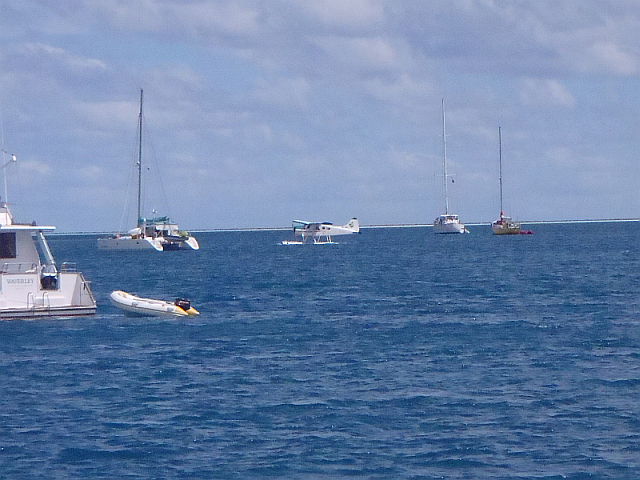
174;298;191;312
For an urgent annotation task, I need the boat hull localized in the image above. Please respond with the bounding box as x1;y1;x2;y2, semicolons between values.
0;305;97;319
0;270;97;319
433;215;467;234
492;225;521;235
491;217;520;235
98;235;199;251
110;290;198;317
98;236;164;251
163;236;200;250
434;223;466;234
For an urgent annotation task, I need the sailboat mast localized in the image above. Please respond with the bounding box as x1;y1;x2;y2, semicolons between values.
498;126;503;216
137;89;143;227
442;99;449;215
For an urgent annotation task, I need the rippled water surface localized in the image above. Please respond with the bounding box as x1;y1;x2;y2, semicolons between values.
1;223;640;479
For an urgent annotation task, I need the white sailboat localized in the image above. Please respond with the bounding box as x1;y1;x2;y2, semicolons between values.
433;100;467;234
98;90;199;251
491;127;521;235
0;153;96;318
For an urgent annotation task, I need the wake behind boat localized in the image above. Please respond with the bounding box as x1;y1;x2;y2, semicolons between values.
110;290;199;317
98;90;198;251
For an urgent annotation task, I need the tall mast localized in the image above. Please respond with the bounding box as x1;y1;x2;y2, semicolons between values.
442;99;449;215
498;126;503;217
137;89;143;227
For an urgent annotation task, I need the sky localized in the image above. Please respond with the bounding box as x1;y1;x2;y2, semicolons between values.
1;0;639;232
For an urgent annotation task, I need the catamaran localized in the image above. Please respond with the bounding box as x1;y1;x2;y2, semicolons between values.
491;127;521;235
98;90;199;251
434;100;467;234
0;153;96;318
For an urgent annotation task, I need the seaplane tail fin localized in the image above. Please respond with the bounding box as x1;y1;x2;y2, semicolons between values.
345;218;360;233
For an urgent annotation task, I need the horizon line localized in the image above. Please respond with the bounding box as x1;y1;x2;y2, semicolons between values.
50;217;640;235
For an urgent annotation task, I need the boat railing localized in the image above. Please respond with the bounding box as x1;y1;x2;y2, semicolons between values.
60;262;77;272
26;292;35;310
1;262;38;274
79;273;96;305
41;291;50;310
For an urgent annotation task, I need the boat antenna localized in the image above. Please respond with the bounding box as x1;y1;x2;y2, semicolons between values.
137;89;143;228
1;151;17;206
442;99;449;215
498;126;503;218
0;104;17;207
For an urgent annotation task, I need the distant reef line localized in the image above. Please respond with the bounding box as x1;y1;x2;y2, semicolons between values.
51;217;640;235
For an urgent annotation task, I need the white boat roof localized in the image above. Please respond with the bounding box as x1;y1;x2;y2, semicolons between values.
0;224;56;231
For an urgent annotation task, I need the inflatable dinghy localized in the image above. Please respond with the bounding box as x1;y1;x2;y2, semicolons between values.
110;290;199;317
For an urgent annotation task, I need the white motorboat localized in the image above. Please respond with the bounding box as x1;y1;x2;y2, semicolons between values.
110;290;199;317
0;154;96;318
98;90;199;251
433;100;467;234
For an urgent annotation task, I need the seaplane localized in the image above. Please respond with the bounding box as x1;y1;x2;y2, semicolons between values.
282;218;360;244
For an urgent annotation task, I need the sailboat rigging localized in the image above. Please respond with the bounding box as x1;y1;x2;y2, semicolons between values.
491;127;522;235
98;89;199;251
433;99;467;234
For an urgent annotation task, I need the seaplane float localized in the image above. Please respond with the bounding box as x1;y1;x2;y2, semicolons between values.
110;290;199;317
281;218;360;244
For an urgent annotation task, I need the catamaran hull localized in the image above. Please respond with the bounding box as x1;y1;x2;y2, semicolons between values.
164;236;200;250
98;236;164;251
98;236;199;251
183;236;199;250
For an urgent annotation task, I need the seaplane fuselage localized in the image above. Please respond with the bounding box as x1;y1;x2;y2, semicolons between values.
290;218;360;243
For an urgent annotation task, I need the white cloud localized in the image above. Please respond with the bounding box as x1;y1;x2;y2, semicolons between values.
585;41;638;75
72;100;137;130
361;73;433;103
87;0;262;37
20;43;106;73
518;78;576;108
312;36;402;71
16;159;53;177
251;77;311;109
292;0;385;29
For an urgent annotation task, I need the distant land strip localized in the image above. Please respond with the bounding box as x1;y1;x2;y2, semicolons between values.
54;217;640;235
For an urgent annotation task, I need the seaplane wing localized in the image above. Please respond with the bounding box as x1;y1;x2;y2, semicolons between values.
290;218;360;242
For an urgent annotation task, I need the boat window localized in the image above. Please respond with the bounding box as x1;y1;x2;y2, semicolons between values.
0;232;16;258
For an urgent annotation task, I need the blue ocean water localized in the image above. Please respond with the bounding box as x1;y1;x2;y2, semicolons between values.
1;223;640;479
